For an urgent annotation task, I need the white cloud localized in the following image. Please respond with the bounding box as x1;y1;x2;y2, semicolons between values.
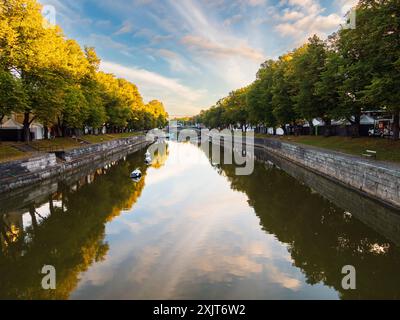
114;21;134;35
281;10;304;21
166;0;266;91
182;35;264;62
223;14;244;26
100;61;208;116
335;0;358;15
276;0;345;43
157;49;200;74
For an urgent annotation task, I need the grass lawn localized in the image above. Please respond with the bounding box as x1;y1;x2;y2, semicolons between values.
29;138;82;151
256;134;400;164
0;133;144;163
0;143;31;163
80;132;142;144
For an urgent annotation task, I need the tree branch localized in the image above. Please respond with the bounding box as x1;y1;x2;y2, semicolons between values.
28;116;37;125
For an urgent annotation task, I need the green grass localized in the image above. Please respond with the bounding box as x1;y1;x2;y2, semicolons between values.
0;143;30;163
80;132;142;144
256;134;400;164
29;137;82;151
0;132;144;163
80;135;114;144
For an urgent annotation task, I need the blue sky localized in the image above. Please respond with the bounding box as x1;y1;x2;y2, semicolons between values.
39;0;357;116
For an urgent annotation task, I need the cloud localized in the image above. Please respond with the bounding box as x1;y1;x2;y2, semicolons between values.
157;49;199;74
281;10;304;21
114;21;134;35
223;14;244;26
335;0;358;14
247;0;267;6
41;0;358;117
100;60;208;116
86;34;135;57
275;0;345;42
181;35;264;62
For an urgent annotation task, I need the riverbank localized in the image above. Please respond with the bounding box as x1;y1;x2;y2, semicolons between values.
252;137;400;210
207;133;400;209
0;133;145;163
0;135;151;194
255;134;400;164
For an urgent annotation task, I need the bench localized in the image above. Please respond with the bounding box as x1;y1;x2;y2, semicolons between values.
362;150;377;160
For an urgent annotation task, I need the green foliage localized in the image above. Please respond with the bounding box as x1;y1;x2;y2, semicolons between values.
197;0;400;139
0;0;168;140
0;68;27;120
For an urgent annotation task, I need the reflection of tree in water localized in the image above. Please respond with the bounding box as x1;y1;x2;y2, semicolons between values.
148;141;169;169
210;152;400;299
0;150;151;300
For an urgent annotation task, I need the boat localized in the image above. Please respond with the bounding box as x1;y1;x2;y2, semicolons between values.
130;169;142;180
145;151;151;158
145;156;152;165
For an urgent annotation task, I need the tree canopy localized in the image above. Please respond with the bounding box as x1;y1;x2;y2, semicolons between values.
196;0;400;140
0;0;168;141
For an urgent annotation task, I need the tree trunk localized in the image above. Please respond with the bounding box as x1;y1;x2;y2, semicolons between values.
308;119;314;136
49;196;55;215
29;205;38;230
393;110;400;141
62;125;67;138
23;112;31;142
44;126;49;140
324;118;332;137
352;114;361;138
56;117;62;137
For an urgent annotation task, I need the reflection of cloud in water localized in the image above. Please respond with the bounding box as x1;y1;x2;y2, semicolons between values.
71;142;333;299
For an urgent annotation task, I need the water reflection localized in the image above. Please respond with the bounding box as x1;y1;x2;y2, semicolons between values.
0;143;165;299
202;143;400;300
0;141;399;300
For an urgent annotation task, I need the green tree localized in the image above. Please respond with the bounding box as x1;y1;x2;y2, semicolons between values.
359;0;400;140
272;54;297;134
292;36;332;135
247;60;277;133
336;1;377;137
0;69;27;122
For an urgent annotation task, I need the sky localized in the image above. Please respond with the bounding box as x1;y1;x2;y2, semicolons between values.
39;0;357;117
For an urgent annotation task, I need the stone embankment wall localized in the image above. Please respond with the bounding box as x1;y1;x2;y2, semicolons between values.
0;136;149;194
255;148;400;245
253;137;400;209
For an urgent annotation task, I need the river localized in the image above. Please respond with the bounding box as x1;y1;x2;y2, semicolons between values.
1;141;400;300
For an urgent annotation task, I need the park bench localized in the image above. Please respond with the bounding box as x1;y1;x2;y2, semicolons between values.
362;150;377;160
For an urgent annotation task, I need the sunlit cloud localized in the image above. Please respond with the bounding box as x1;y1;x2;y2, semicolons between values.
100;61;209;116
40;0;357;116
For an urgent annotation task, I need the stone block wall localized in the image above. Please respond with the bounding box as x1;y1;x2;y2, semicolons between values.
254;138;400;208
0;136;150;194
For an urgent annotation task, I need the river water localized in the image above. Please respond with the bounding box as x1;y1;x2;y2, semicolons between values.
1;141;400;300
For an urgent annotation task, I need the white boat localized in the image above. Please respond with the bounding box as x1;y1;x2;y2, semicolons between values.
130;169;142;179
145;151;151;158
145;156;152;165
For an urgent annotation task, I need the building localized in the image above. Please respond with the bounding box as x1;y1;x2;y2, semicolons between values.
0;114;45;141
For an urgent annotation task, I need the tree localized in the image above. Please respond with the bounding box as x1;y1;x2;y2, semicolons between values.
0;0;166;140
0;0;71;141
292;36;333;135
336;1;378;137
315;50;344;131
82;47;107;132
144;100;168;129
272;54;297;134
57;85;89;136
0;69;27;122
359;0;400;140
247;60;277;132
